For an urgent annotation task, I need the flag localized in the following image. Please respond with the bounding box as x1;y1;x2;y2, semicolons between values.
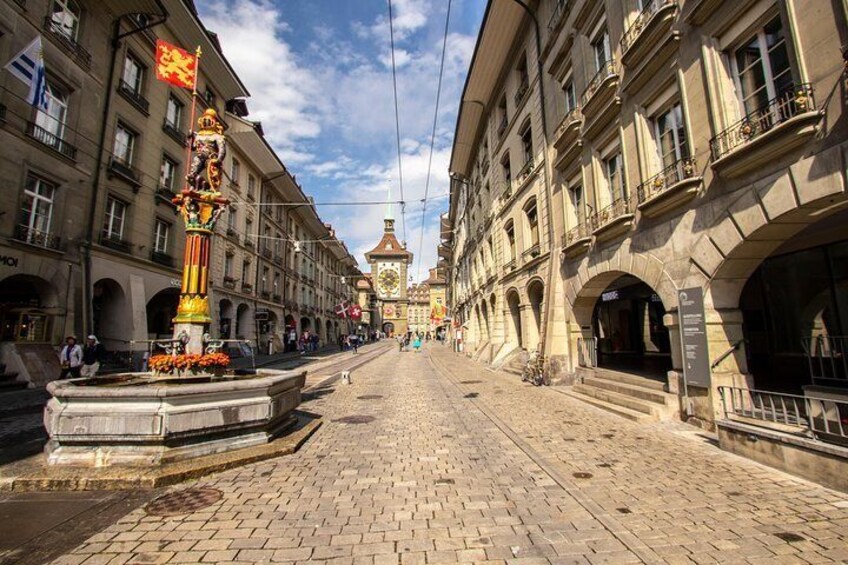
155;39;197;89
4;36;48;110
335;301;349;319
349;305;363;321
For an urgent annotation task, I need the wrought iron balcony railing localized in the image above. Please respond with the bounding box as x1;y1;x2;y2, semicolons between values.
547;0;572;33
14;225;61;250
562;223;590;248
117;80;149;114
223;276;236;290
590;197;632;231
156;187;175;205
581;59;618;107
637;157;697;203
241;282;253;292
620;0;676;54
150;250;173;267
710;83;816;161
26;122;77;160
109;158;141;186
162;120;186;146
100;233;131;253
43;17;91;69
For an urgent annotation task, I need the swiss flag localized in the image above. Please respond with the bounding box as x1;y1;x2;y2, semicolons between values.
349;304;363;320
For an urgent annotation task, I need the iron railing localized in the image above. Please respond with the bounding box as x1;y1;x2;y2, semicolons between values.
26;122;77;160
620;0;677;54
710;83;816;161
156;188;175;205
577;337;597;367
223;276;236;290
554;107;582;141
118;80;149;114
100;233;131;253
150;250;173;267
522;243;541;260
637;157;697;203
581;60;618;107
719;386;848;445
589;197;631;231
547;0;572;33
241;282;252;293
109;158;141;185
562;223;590;248
162;120;186;145
43;17;91;69
804;336;848;384
14;225;61;250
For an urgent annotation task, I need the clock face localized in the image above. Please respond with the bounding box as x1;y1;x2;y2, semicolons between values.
378;268;400;295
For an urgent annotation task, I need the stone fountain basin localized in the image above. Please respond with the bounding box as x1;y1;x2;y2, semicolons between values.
44;369;306;467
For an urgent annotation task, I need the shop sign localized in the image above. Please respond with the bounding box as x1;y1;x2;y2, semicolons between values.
601;290;619;302
678;287;710;389
0;255;20;268
169;278;181;287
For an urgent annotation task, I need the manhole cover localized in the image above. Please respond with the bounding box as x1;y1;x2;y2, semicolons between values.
334;415;376;424
774;532;805;543
616;507;632;514
460;380;482;384
435;478;455;485
357;395;383;400
463;392;478;398
572;472;593;479
145;487;223;516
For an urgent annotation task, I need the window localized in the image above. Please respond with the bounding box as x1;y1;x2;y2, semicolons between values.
121;53;144;95
505;221;516;262
247;174;256;199
35;81;68;141
103;196;126;240
113;123;136;165
160;155;177;191
569;184;585;224
654;103;689;170
225;254;234;278
524;200;540;248
261;266;269;292
50;0;80;41
592;27;611;71
563;79;576;113
520;122;533;166
241;260;250;284
231;158;241;185
516;55;529;101
245;218;253;242
20;175;56;239
497;96;508;134
603;152;625;202
165;95;182;129
153;219;170;254
227;208;236;232
732;16;792;116
501;153;512;187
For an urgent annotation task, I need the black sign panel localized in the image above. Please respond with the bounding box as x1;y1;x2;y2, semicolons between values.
678;287;711;388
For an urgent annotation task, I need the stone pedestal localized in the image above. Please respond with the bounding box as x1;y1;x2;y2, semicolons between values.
174;322;207;355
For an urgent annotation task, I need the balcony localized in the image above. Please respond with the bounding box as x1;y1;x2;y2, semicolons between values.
503;258;517;273
244;237;255;249
581;60;620;137
261;246;272;259
553;107;583;170
547;0;573;35
710;84;821;178
620;0;679;69
43;17;91;70
117;81;150;115
438;242;451;259
561;223;591;258
25;122;78;161
522;243;542;263
162;120;186;146
261;290;271;300
590;198;634;243
636;157;701;218
100;233;131;253
241;282;253;293
274;254;283;265
272;293;282;303
14;225;62;251
514;80;530;108
156;187;175;205
150;250;174;267
108;158;142;188
223;276;236;290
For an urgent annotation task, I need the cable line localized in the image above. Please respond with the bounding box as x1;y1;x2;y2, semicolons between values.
387;0;407;245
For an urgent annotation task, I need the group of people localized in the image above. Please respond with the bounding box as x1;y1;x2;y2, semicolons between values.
397;332;423;353
339;333;360;353
58;335;104;379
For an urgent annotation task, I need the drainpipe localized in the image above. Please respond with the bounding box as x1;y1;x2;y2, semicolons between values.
503;0;557;357
82;5;168;337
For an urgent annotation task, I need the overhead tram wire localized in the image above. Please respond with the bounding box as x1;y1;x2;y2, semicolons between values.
387;0;407;245
415;0;452;282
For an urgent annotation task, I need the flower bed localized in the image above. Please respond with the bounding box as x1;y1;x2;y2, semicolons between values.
149;352;230;375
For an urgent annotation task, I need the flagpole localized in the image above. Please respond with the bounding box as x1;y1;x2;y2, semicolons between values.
184;46;202;191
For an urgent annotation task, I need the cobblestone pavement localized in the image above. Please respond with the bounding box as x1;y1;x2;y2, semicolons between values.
51;345;848;564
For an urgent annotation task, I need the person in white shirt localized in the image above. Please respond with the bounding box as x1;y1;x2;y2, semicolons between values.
58;336;84;379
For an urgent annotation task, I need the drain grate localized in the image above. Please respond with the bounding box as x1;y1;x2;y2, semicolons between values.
464;392;479;399
357;395;383;400
334;415;376;424
460;380;482;384
145;487;223;517
572;472;593;479
774;532;805;543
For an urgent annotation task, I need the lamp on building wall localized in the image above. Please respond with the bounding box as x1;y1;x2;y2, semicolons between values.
293;241;301;253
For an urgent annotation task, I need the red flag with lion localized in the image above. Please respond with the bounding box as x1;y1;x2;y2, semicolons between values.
155;39;197;89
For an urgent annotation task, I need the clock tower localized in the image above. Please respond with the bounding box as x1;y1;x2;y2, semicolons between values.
365;210;412;337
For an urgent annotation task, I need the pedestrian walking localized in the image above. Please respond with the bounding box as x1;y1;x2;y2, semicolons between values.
338;333;345;352
349;333;359;353
58;336;83;379
413;334;422;353
80;335;103;377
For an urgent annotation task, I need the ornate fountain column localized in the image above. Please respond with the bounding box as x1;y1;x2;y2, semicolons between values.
172;108;230;354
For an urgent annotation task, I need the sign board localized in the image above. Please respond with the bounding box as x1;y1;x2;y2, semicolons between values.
678;287;710;388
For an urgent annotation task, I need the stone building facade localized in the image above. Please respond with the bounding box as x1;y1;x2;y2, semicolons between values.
0;0;358;384
407;282;430;336
445;0;848;429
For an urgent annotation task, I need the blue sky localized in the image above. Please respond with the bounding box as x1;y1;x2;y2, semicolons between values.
197;0;487;281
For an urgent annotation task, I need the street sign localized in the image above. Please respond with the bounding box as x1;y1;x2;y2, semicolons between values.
678;287;710;388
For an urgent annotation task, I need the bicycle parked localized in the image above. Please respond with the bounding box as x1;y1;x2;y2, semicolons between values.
521;349;550;386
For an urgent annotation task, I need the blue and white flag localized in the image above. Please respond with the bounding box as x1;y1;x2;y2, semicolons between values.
4;36;48;110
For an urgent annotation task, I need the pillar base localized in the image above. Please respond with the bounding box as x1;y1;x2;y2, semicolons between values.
173;323;207;355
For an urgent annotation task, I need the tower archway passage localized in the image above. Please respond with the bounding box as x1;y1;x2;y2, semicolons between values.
146;288;180;339
93;278;127;350
506;290;523;349
527;280;544;351
0;274;58;342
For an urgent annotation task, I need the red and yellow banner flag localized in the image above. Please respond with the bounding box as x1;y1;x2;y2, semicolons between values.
155;39;197;89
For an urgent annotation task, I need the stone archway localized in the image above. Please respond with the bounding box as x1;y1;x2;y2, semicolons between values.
236;303;251;340
218;298;234;339
146;288;179;339
92;278;128;350
0;274;59;342
527;279;544;351
505;289;523;349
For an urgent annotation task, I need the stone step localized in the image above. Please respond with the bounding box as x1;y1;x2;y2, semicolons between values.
555;387;653;422
582;376;671;405
590;367;668;391
572;383;661;418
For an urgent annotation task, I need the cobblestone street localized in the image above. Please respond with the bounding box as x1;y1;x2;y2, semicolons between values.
51;345;848;564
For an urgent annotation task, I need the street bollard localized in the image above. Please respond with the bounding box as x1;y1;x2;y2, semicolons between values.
341;371;351;385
